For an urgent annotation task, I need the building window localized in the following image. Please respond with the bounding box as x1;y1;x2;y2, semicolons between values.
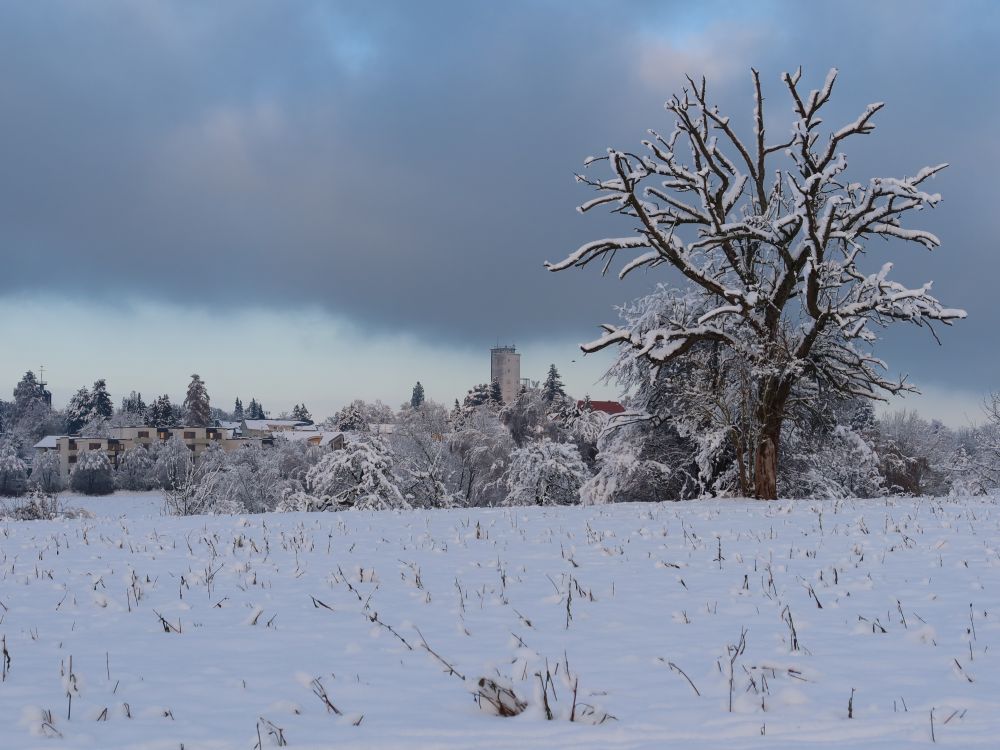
68;440;77;450
138;431;149;438
68;455;77;464
184;431;196;440
89;442;101;450
187;444;196;451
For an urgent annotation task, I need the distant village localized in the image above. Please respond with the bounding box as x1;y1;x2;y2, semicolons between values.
1;346;622;497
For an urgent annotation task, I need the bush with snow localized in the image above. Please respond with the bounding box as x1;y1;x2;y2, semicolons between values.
29;449;64;493
288;436;412;511
70;450;114;495
115;445;155;491
296;436;408;511
504;439;590;506
0;441;28;497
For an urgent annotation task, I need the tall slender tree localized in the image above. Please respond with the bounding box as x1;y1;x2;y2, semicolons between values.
233;397;245;421
183;374;211;426
410;381;426;409
89;379;114;421
542;364;566;402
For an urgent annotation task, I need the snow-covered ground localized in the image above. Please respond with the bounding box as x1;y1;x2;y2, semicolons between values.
56;491;167;519
1;494;998;749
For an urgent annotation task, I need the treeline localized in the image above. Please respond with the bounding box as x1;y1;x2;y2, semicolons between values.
1;366;998;512
0;370;312;453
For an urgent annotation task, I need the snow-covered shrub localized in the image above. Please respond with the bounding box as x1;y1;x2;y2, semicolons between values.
209;446;285;513
116;446;155;491
499;388;562;447
504;439;589;506
450;406;513;506
581;421;688;504
154;436;192;490
299;437;407;511
163;462;216;516
332;400;375;432
876;411;954;495
30;450;64;493
70;450;114;495
975;393;1000;491
0;441;29;497
0;489;89;521
390;402;460;509
781;423;884;499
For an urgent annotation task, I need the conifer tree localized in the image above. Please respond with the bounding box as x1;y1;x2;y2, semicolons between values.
12;371;45;416
542;364;566;402
121;391;147;416
89;379;114;420
233;397;244;421
490;378;504;406
146;394;178;427
66;386;92;433
183;374;211;426
410;381;425;409
291;403;313;423
247;398;265;420
464;383;491;409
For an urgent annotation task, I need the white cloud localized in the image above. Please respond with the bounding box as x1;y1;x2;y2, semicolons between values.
878;383;988;429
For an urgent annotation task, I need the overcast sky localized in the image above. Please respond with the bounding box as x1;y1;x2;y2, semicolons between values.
0;1;996;424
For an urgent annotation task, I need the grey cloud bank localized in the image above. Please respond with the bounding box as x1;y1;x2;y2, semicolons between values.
0;1;996;402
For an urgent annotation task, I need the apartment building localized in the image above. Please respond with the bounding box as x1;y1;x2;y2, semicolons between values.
34;423;346;478
34;426;266;479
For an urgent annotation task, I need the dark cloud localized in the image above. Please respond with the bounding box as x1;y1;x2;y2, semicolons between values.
0;1;996;391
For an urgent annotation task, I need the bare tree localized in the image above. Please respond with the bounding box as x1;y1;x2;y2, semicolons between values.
548;68;965;498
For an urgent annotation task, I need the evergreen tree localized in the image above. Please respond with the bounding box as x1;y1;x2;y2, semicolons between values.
121;391;147;416
581;394;593;411
291;403;313;423
233;397;245;421
336;402;370;432
146;394;178;427
246;398;266;420
490;379;503;406
89;379;114;421
12;371;44;416
66;386;92;433
410;381;425;409
542;364;566;402
464;383;491;409
183;374;211;426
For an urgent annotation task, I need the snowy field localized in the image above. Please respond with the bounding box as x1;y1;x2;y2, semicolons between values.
1;494;998;749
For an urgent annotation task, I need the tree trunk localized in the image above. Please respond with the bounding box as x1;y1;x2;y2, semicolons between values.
753;425;780;500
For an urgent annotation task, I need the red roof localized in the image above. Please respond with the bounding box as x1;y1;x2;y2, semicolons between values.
578;400;625;415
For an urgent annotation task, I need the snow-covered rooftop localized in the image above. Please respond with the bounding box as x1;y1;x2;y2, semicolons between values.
33;435;64;449
242;419;308;431
273;430;344;447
